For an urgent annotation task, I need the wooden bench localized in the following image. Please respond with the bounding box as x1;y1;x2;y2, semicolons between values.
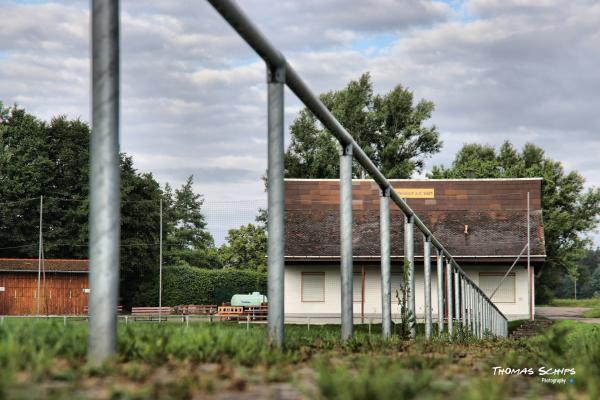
216;306;244;320
131;306;173;321
83;305;123;314
174;305;218;315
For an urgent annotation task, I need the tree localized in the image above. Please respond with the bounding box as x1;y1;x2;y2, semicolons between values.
219;212;267;272
430;141;600;302
163;176;220;269
0;102;166;308
284;73;442;178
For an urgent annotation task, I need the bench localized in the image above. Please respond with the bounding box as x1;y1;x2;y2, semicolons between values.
216;306;244;320
131;306;173;321
173;304;218;315
83;305;123;314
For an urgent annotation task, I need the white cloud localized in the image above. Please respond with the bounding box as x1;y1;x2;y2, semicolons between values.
1;0;599;242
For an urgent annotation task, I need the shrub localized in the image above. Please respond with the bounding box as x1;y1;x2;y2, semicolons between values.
161;265;267;306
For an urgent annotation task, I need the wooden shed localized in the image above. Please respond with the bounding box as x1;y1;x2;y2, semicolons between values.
0;258;89;315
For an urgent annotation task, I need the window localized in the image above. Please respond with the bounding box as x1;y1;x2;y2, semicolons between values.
479;273;515;303
301;272;325;302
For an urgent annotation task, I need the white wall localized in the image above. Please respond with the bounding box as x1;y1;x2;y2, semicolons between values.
284;263;531;320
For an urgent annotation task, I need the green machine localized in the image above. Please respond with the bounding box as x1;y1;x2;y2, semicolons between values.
231;292;267;307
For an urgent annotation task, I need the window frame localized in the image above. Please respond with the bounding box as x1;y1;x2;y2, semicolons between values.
301;272;325;303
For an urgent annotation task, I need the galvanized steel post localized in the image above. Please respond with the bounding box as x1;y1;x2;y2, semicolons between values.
454;269;460;325
423;236;432;339
405;216;415;339
479;293;484;338
460;275;466;330
89;0;121;363
437;251;443;335
446;262;453;338
466;283;472;334
380;187;392;338
267;64;285;347
340;143;354;341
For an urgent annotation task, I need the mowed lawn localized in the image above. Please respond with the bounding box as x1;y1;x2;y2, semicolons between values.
0;319;598;399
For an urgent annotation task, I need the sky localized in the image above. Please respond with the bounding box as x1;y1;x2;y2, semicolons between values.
1;0;599;244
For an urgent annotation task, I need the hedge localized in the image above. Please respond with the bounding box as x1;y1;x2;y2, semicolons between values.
162;265;268;306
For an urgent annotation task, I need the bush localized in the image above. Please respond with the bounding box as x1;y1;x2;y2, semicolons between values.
161;265;267;306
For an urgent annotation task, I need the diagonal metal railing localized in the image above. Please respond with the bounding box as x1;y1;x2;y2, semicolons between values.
88;0;507;362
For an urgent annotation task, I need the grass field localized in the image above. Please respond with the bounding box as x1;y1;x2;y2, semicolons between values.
0;319;598;399
548;298;600;308
582;308;600;318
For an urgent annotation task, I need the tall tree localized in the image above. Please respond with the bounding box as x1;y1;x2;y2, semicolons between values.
0;102;164;308
430;141;600;302
163;176;220;269
219;212;267;272
285;73;442;178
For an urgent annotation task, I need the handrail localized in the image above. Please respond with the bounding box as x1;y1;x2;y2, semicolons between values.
207;0;508;337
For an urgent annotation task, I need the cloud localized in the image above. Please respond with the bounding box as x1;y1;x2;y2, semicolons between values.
1;0;599;242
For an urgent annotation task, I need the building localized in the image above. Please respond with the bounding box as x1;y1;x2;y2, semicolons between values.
0;258;89;315
284;178;545;321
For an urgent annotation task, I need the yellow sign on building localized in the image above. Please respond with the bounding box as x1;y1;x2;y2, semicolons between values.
394;188;435;199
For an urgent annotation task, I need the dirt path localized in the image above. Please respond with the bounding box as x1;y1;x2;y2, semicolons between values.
536;306;600;324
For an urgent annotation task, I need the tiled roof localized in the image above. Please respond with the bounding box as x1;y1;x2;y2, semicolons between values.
284;179;545;261
0;258;89;272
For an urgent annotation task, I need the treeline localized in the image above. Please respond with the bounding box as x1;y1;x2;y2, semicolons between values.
3;72;600;306
0;103;266;308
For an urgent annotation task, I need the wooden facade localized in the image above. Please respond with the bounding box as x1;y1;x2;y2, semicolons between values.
0;259;89;316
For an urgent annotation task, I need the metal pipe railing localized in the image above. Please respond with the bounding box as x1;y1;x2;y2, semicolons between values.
206;0;508;344
84;0;510;364
405;216;416;339
423;236;432;339
89;0;121;364
266;64;286;347
340;144;354;341
380;189;392;338
437;251;444;334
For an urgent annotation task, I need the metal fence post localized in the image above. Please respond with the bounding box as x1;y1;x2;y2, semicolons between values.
267;64;285;347
340;143;354;341
89;0;121;364
466;282;471;335
479;293;484;338
380;187;392;338
460;275;466;331
424;236;432;339
405;216;415;339
454;268;460;327
446;262;453;338
437;251;443;335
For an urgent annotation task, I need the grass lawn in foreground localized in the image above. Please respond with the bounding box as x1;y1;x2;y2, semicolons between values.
0;319;598;399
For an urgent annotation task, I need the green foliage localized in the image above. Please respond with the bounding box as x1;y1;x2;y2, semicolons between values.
429;141;600;303
0;103;220;308
161;265;267;306
314;357;434;400
163;176;220;269
0;103;165;308
0;320;599;399
582;308;600;318
285;73;441;178
219;223;267;271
